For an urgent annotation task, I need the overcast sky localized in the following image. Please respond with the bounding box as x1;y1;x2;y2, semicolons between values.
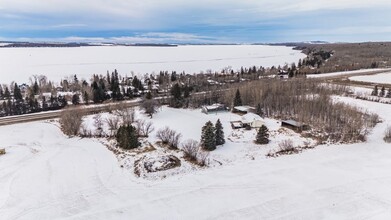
0;0;390;43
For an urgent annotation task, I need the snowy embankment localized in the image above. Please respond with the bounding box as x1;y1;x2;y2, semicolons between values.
1;98;391;219
307;68;390;78
349;71;391;84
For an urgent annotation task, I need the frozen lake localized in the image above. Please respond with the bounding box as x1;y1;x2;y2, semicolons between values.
0;45;305;83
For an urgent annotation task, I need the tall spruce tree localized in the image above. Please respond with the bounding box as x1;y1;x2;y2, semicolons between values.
386;88;391;98
215;119;225;145
256;125;270;145
233;89;242;107
371;85;379;96
201;121;216;151
13;83;23;101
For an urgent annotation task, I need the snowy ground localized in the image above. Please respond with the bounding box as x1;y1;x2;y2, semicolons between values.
0;45;305;83
1;98;391;219
350;71;391;84
307;68;390;78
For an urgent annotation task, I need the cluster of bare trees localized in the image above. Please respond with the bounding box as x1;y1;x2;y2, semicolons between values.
219;78;377;143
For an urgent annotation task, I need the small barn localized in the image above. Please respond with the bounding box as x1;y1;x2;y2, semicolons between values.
202;104;228;114
281;120;309;132
233;106;255;114
241;113;264;129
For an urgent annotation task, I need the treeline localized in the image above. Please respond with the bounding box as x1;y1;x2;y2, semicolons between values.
294;42;391;74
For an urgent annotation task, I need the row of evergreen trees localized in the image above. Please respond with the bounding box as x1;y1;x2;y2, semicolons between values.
200;119;225;151
371;85;391;98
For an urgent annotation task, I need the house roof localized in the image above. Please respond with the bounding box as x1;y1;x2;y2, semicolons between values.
234;106;255;112
203;103;225;111
282;120;302;127
241;113;262;124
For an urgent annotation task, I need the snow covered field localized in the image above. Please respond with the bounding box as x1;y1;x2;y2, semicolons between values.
1;98;391;219
350;71;391;84
0;45;305;83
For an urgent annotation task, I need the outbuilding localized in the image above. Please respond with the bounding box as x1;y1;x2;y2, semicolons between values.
281;120;309;132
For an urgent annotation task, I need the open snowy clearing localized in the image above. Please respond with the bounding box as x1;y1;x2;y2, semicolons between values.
0;45;305;83
350;71;391;84
1;98;391;219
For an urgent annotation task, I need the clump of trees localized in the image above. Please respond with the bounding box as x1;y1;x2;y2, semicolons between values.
222;78;376;143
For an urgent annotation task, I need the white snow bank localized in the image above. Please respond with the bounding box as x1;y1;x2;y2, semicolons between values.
350;71;391;84
307;68;390;78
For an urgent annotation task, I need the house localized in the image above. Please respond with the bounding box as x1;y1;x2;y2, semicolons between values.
0;148;5;155
233;106;255;114
202;103;228;114
281;120;309;132
241;113;264;129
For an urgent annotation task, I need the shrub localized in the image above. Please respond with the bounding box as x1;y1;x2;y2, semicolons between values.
384;126;391;143
181;139;199;161
278;139;298;154
156;127;182;149
116;125;140;149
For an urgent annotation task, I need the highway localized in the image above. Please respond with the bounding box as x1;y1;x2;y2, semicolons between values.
0;68;389;126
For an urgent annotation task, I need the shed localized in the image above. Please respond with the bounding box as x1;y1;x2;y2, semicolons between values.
201;104;228;114
233;106;255;114
281;120;309;132
230;121;243;129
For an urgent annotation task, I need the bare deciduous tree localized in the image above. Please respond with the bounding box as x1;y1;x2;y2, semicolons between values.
106;115;120;137
59;107;84;136
93;113;104;137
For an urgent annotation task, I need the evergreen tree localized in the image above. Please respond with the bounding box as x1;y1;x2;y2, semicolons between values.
13;83;23;101
116;125;140;149
4;87;10;99
83;91;89;105
215;119;225;145
201;121;216;151
72;94;80;105
256;125;270;144
32;80;39;95
379;86;386;97
233;89;242;107
170;83;182;108
371;85;379;96
386;88;391;98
